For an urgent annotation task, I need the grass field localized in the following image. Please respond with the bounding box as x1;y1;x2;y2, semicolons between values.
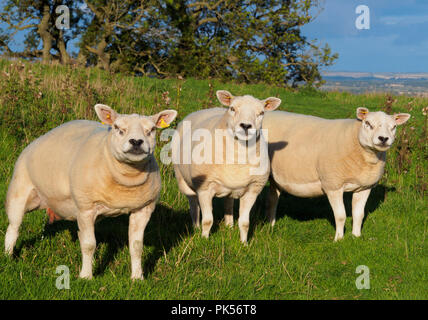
0;59;426;300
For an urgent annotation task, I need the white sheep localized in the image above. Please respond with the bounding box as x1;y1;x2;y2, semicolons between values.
172;90;281;243
263;107;410;241
4;104;177;279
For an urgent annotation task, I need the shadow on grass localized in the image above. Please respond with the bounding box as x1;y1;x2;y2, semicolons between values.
12;183;394;267
15;203;192;278
212;184;395;242
141;204;191;277
272;184;394;223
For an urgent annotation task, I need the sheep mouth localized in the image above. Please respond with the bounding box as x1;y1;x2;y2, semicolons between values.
374;143;391;150
126;148;147;155
234;129;258;141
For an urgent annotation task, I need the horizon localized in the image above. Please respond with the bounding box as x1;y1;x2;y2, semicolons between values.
323;71;428;74
322;71;428;76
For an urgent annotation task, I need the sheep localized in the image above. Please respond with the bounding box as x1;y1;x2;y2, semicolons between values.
4;104;177;279
172;90;281;243
263;107;410;241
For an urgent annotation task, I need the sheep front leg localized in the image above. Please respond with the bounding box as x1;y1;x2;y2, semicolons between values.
128;202;155;280
77;212;96;279
325;189;346;241
352;189;371;237
198;190;215;238
238;191;259;244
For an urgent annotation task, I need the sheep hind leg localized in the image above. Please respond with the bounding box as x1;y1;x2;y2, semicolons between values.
175;170;200;227
266;180;281;227
5;176;39;255
224;197;234;227
187;195;200;228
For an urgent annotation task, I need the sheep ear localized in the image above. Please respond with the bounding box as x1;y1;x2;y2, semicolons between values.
94;104;118;125
394;113;411;125
356;107;369;120
152;109;178;128
216;90;234;106
263;97;281;111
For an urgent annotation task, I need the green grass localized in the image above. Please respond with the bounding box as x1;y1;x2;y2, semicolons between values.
0;59;427;299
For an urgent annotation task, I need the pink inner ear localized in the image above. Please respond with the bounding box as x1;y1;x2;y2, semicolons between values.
156;113;173;127
264;98;281;111
217;92;233;106
265;101;273;110
395;114;410;125
157;114;167;125
102;109;111;118
101;109;114;123
265;102;275;111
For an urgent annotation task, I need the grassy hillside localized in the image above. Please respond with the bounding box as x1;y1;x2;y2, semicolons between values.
0;59;426;299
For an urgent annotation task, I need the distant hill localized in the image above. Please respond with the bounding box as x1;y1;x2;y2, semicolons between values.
323;71;428;80
321;71;428;96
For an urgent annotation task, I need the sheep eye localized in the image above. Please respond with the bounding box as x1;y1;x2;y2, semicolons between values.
230;107;235;113
259;111;265;117
151;127;156;133
365;121;373;129
114;124;124;135
392;125;397;130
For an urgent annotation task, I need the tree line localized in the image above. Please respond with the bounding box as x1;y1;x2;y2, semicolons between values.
0;0;338;87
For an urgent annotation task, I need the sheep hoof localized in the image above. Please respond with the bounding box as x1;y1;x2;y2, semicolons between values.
352;232;361;238
224;219;234;228
79;272;93;280
334;234;344;242
131;275;144;281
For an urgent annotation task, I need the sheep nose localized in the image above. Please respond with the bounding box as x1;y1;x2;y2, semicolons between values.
240;123;252;132
378;136;389;143
129;139;143;147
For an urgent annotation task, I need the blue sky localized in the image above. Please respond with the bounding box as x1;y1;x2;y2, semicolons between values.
2;0;428;73
302;0;428;73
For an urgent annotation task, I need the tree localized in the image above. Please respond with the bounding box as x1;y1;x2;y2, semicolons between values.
1;0;338;87
80;0;152;71
158;0;338;86
157;0;236;77
0;0;85;63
